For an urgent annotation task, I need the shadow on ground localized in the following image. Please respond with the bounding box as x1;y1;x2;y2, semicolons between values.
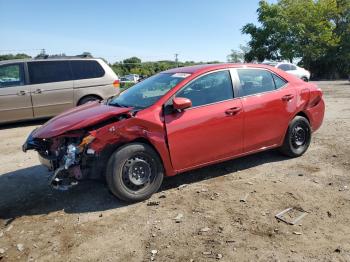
0;150;288;221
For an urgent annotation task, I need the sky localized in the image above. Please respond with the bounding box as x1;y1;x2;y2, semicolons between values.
0;0;271;63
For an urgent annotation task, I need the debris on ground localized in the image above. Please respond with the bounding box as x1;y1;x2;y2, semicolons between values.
275;207;308;225
216;253;223;259
16;244;24;252
339;185;348;191
203;251;212;255
177;184;188;190
199;227;211;233
174;213;183;223
147;201;160;206
0;248;5;254
5;225;13;232
150;249;158;261
158;194;166;199
293;232;302;235
334;247;341;253
240;193;249;203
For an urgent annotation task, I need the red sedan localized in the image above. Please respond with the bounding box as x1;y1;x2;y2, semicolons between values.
23;64;325;202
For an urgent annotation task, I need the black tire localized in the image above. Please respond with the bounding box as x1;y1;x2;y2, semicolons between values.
301;76;309;82
78;95;101;105
106;143;164;202
279;116;311;157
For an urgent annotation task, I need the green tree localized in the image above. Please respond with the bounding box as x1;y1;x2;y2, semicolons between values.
242;0;349;78
0;53;31;61
227;45;251;63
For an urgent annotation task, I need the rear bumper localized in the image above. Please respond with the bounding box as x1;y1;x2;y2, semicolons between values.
307;98;325;132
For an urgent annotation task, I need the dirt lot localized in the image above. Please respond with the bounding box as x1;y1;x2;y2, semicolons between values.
0;81;349;262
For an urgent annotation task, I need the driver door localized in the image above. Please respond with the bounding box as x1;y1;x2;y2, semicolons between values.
164;70;244;172
0;63;33;123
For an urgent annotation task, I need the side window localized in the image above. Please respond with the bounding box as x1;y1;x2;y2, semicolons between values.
289;65;297;70
70;60;105;80
176;70;234;107
0;63;25;88
272;74;287;89
278;64;291;71
237;69;275;96
28;61;72;84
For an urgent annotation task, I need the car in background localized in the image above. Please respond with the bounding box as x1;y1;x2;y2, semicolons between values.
120;74;139;83
263;61;310;82
23;63;324;202
120;76;135;84
0;57;120;124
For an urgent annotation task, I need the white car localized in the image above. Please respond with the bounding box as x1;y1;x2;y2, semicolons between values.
263;62;310;82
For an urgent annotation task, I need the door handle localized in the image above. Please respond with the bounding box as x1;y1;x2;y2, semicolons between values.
282;94;294;101
33;89;42;94
225;107;241;116
17;90;27;96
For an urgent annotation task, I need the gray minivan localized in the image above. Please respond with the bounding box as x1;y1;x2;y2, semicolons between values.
0;57;120;124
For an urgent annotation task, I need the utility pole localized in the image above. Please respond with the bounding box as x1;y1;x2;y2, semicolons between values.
40;48;46;55
174;53;179;67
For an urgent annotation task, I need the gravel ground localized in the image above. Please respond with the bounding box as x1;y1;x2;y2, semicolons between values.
0;81;349;262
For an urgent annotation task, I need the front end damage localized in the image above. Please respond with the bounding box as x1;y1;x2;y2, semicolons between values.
23;130;97;190
22;101;173;192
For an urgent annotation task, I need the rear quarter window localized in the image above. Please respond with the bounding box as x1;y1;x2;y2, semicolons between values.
70;60;105;80
272;74;287;89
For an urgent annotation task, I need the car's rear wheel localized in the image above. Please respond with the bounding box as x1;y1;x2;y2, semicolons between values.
279;116;311;157
301;76;309;82
78;95;101;105
106;143;164;202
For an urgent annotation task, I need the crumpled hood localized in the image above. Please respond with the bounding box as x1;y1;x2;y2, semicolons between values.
33;102;132;139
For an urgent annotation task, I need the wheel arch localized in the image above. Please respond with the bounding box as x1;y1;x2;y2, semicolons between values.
101;137;167;174
279;111;311;147
77;94;103;106
295;111;310;123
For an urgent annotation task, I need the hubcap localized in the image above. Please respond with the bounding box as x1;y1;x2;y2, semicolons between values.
292;125;307;147
122;155;153;190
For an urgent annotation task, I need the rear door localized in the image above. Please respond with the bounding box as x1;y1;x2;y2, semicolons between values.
0;63;33;123
27;61;74;118
235;68;296;152
164;70;244;172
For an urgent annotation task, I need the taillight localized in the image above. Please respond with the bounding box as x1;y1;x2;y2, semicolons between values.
113;80;120;88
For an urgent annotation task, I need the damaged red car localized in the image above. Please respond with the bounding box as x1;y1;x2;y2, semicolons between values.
23;64;325;202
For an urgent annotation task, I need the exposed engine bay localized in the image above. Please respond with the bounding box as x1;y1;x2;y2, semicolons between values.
23;130;97;190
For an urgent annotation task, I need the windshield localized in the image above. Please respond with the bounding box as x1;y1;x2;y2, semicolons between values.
109;73;189;109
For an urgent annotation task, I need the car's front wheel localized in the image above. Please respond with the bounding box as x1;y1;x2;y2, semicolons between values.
279;116;311;157
106;143;164;202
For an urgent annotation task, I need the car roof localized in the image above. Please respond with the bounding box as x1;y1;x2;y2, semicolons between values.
163;63;277;74
0;57;102;65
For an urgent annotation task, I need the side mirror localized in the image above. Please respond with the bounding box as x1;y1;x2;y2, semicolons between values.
172;97;192;111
